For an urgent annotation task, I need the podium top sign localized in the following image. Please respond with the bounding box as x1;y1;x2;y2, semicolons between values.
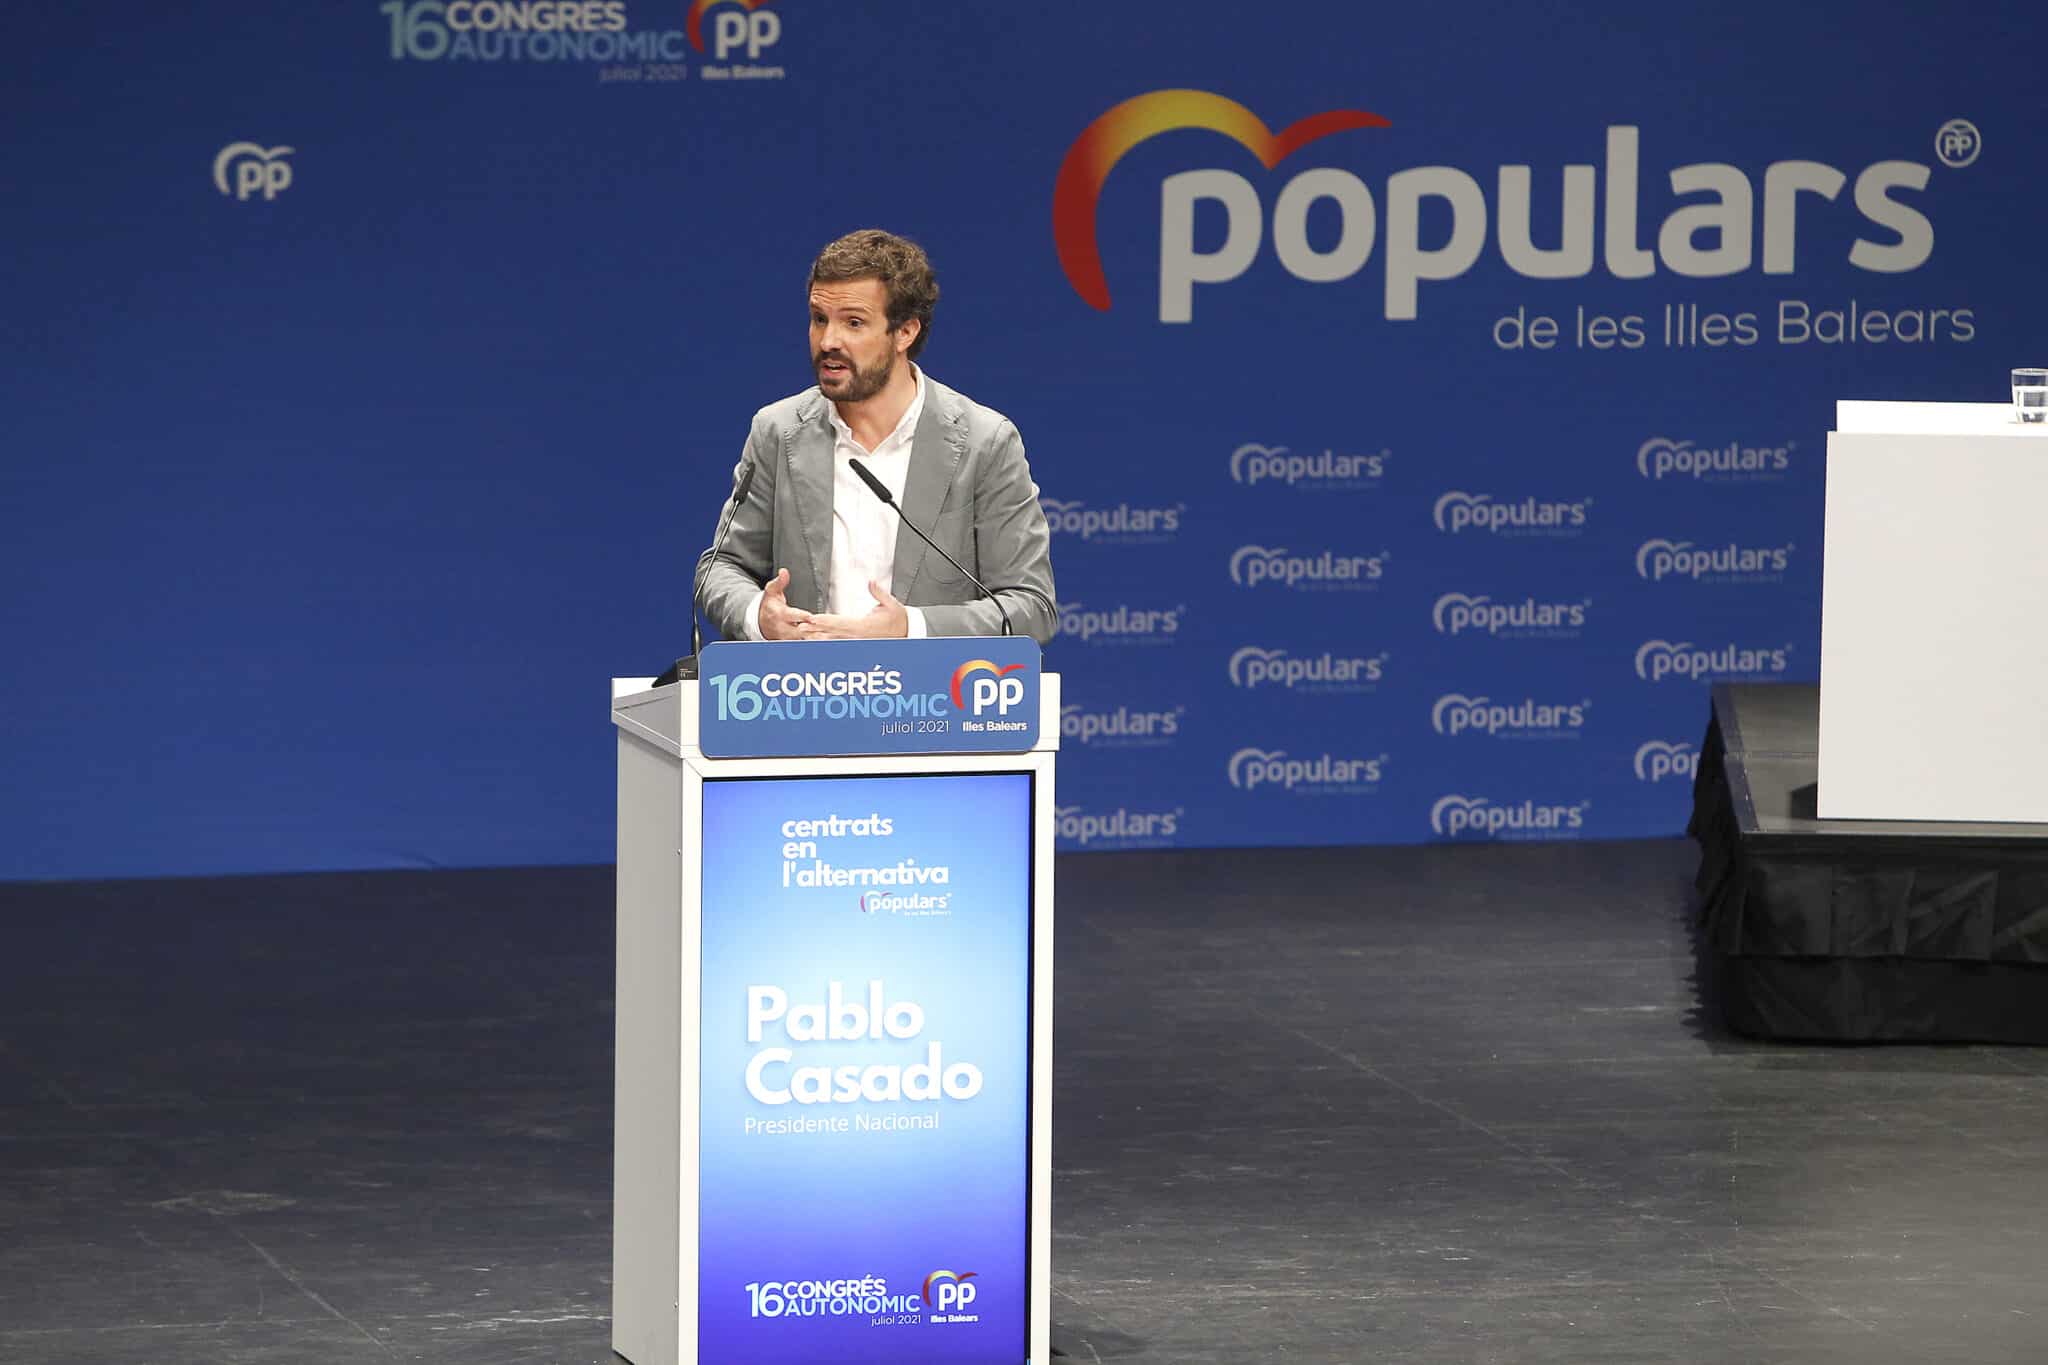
696;637;1043;758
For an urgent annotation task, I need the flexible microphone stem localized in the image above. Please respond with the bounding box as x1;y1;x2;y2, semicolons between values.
657;458;756;685
847;457;1011;636
694;458;757;661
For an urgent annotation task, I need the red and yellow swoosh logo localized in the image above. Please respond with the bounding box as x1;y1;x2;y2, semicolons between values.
922;1269;978;1305
687;0;776;52
1052;90;1391;311
951;660;1025;710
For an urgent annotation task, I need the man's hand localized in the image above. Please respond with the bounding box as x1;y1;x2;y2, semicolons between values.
798;580;909;640
758;568;814;641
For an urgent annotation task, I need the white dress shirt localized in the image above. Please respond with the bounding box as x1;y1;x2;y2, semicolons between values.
745;367;930;639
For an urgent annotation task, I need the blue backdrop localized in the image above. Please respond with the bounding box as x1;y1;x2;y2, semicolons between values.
4;2;2041;878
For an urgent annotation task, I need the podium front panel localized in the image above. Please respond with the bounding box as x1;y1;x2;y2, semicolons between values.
612;673;1057;1365
695;770;1036;1363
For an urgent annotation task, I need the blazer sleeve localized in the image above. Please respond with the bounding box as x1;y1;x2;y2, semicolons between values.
692;416;777;643
919;419;1059;645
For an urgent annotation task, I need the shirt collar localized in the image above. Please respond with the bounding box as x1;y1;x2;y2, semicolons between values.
827;364;925;454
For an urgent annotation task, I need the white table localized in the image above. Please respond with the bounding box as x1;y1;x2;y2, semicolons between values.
1819;400;2048;821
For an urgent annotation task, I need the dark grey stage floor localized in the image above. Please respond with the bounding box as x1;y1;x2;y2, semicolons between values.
4;841;2047;1364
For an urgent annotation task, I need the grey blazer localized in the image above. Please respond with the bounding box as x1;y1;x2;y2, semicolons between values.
693;373;1058;644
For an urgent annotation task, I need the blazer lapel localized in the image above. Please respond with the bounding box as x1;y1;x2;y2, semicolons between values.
786;392;836;610
893;379;965;595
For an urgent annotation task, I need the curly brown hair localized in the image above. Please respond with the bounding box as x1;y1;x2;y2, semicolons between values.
807;229;939;361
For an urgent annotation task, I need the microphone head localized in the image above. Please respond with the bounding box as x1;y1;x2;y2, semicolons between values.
731;458;757;505
847;457;895;505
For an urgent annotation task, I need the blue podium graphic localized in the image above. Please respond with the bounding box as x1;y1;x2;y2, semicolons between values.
699;638;1043;759
696;772;1033;1363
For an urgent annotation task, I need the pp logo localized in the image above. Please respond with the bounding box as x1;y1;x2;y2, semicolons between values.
1634;740;1699;783
1227;747;1384;792
1055;805;1183;846
1634;538;1792;581
691;0;781;59
1228;544;1385;589
923;1270;978;1312
213;143;293;201
1227;645;1384;690
951;660;1025;716
1228;442;1386;487
1433;490;1589;536
1431;592;1590;638
1039;496;1183;541
1430;793;1589;838
1230;443;1290;484
1633;638;1791;683
1635;437;1792;481
1055;600;1185;645
1935;119;1980;169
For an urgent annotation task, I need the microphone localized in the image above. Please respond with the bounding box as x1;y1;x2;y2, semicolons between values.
847;457;1011;636
655;457;757;686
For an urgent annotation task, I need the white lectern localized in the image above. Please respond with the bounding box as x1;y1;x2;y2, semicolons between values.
609;657;1058;1365
1820;401;2048;821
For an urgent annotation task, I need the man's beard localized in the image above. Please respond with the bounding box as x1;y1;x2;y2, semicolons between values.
814;346;894;403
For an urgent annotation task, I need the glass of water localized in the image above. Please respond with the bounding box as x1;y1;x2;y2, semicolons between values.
2015;368;2048;424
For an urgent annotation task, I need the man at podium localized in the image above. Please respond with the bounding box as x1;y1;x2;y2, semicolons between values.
694;229;1058;645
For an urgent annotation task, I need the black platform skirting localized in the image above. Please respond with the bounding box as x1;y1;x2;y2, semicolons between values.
1689;683;2048;1042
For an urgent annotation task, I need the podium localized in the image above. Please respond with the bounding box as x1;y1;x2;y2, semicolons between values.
608;639;1057;1365
1820;401;2048;822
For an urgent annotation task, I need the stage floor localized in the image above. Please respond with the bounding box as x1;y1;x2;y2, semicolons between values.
4;844;2047;1364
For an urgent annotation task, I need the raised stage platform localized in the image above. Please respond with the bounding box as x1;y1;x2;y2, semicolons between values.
1691;683;2048;1042
8;844;2048;1361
